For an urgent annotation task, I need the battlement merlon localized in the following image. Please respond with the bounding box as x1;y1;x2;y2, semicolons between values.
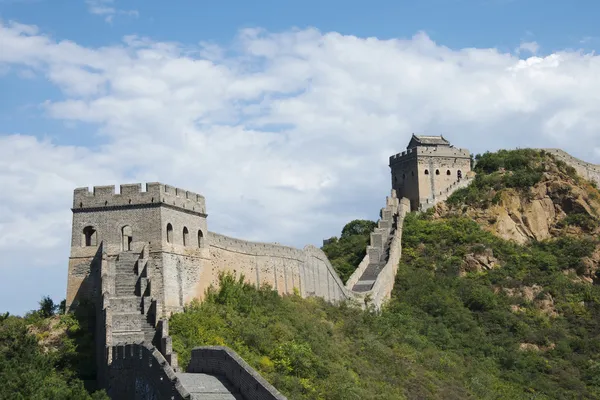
73;182;207;214
389;146;471;166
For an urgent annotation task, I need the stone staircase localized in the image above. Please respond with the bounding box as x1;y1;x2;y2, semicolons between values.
352;234;393;292
110;250;157;346
344;191;405;297
104;250;287;399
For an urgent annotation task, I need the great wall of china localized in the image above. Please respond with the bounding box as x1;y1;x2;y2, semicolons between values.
67;139;600;399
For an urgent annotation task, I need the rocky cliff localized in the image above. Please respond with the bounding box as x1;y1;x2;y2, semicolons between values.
435;150;600;242
433;149;600;281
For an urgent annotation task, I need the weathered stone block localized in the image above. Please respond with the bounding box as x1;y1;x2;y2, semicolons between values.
370;233;383;250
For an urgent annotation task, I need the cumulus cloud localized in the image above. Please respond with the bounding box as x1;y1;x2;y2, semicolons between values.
1;20;600;313
85;0;138;23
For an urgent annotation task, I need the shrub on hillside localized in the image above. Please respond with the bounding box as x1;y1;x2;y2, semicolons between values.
0;299;108;399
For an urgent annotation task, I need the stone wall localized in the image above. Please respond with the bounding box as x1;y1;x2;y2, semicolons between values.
420;176;475;211
107;343;288;400
107;343;190;400
344;252;370;290
187;346;287;400
366;198;410;308
347;197;411;309
541;149;600;186
205;232;351;303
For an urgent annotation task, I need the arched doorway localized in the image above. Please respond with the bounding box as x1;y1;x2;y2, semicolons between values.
122;225;133;251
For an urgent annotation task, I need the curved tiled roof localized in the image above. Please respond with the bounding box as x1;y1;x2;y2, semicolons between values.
409;134;450;147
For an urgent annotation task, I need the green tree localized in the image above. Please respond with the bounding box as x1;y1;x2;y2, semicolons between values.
38;296;58;318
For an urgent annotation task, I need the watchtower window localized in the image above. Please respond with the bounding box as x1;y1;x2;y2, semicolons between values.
198;230;204;248
183;227;189;246
435;169;440;175
166;223;173;243
402;174;406;179
82;226;97;247
457;170;463;180
424;169;429;175
122;225;133;251
446;170;451;175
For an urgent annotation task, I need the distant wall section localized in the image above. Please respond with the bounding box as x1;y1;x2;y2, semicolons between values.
205;233;351;303
541;149;600;186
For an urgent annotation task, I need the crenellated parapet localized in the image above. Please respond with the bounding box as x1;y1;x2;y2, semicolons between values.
389;146;470;166
73;182;206;215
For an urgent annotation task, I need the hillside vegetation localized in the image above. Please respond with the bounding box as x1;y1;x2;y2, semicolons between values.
0;298;108;400
169;149;600;399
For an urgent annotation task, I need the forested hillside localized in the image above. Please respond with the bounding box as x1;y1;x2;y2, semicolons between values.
170;149;600;399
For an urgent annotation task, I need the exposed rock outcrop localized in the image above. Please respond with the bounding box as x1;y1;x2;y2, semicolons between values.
499;284;558;317
519;342;556;352
435;165;600;245
459;247;499;276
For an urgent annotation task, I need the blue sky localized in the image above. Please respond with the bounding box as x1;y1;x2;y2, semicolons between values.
3;0;598;51
1;0;600;315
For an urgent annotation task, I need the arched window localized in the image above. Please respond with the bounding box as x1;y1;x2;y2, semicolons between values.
166;223;173;243
198;230;204;248
457;170;463;180
435;169;440;175
183;227;189;246
82;226;97;247
402;174;406;179
446;170;451;175
122;225;133;251
424;169;429;175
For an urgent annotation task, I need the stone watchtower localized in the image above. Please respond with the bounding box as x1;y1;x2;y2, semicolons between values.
389;134;472;211
66;183;209;319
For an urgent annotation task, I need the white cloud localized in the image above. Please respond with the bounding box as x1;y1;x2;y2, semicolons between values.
85;0;138;23
517;41;540;55
1;21;600;313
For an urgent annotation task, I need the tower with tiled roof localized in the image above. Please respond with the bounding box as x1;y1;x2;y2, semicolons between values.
389;134;472;211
